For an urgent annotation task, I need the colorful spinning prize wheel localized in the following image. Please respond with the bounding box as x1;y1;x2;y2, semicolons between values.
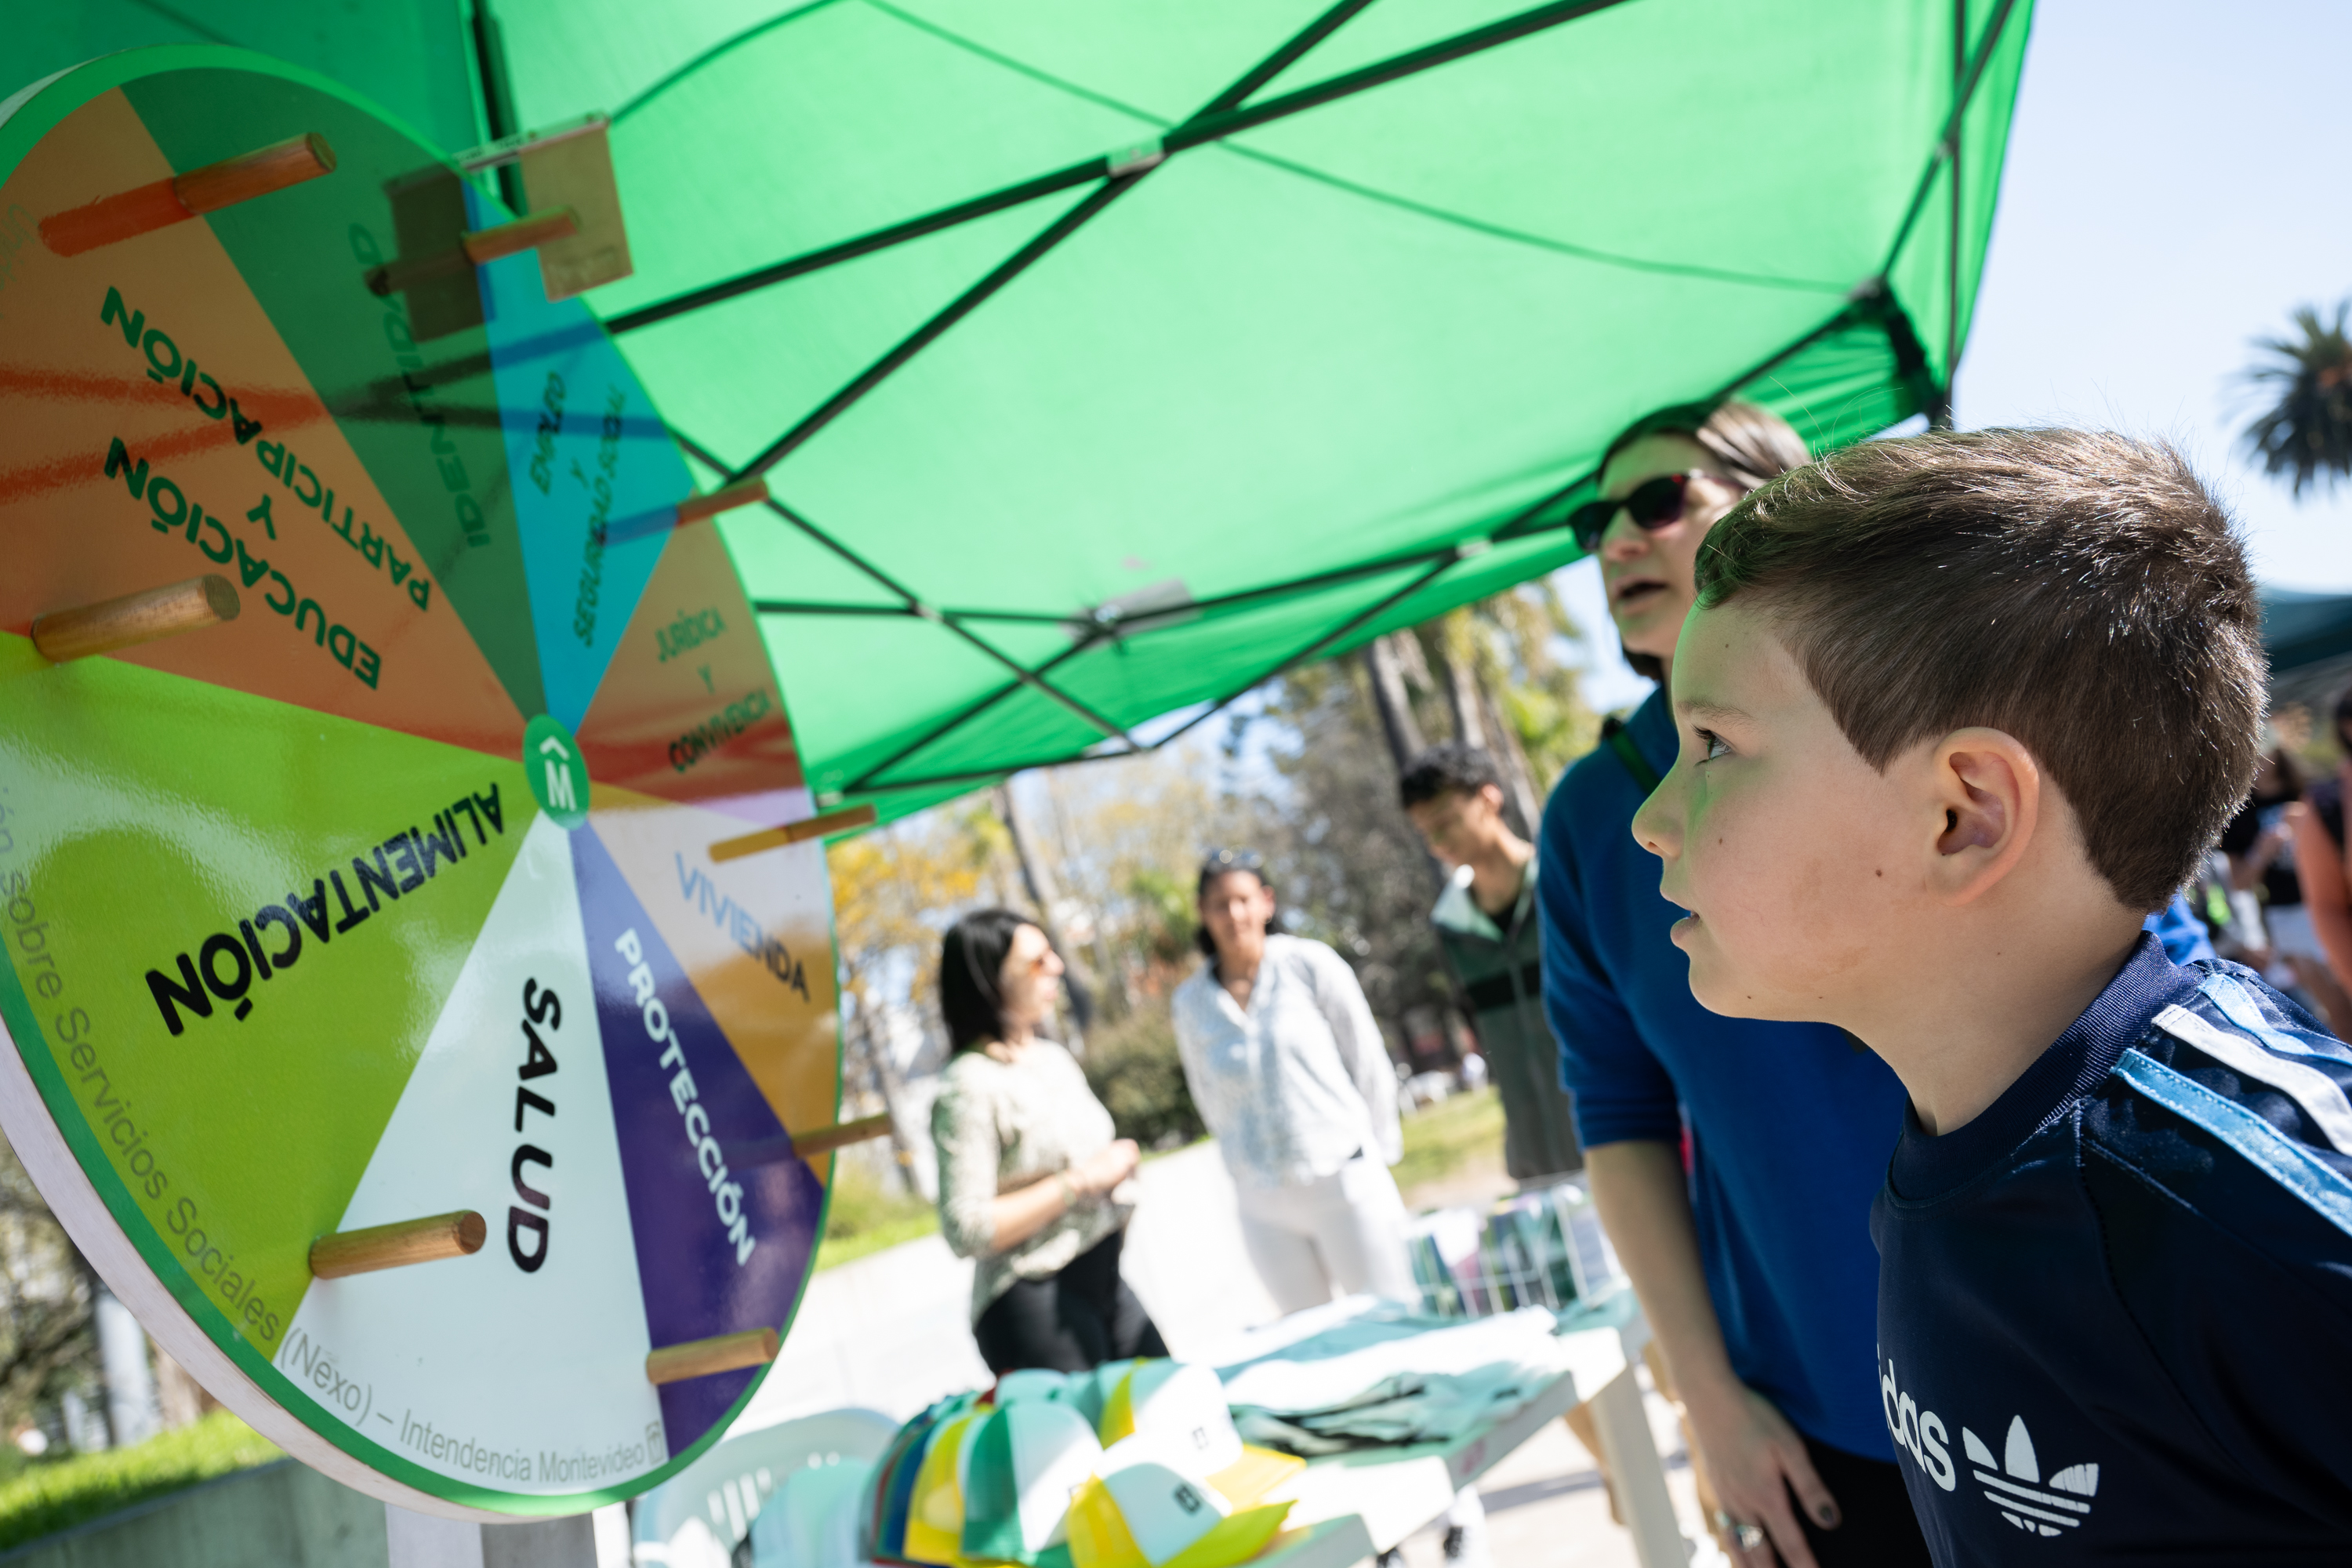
0;49;854;1518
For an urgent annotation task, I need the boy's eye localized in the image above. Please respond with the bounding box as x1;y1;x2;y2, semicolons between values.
1695;728;1732;761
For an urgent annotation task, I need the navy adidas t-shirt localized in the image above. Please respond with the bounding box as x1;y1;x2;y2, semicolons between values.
1874;935;2352;1563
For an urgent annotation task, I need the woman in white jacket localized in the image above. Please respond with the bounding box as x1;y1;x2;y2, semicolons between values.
1174;850;1488;1566
1171;850;1411;1309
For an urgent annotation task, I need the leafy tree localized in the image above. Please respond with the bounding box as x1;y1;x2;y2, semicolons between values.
1080;1008;1205;1150
0;1137;95;1449
1226;658;1457;1060
2241;300;2352;498
826;809;1004;1191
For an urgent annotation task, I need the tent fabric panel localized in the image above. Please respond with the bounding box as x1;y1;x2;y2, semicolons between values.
857;684;1107;789
582;10;1155;318
760;150;1847;615
1043;568;1445;719
711;508;927;613
465;0;2034;808
874;0;1341;126
608;196;1098;467
1231;0;1940;293
753;613;1040;797
859;777;1011;822
1313;540;1590;659
1951;1;2032;372
1240;0;1632;97
1883;0;2034;390
1740;318;1916;457
492;0;841;129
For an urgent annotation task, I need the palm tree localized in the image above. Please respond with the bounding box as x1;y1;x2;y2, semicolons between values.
2241;301;2352;498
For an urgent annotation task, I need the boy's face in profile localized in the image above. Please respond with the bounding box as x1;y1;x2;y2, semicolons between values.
1632;599;1922;1021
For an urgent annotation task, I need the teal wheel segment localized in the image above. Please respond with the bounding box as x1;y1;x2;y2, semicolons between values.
470;181;689;735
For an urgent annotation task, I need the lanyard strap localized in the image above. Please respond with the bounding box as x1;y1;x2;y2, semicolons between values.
1601;716;1661;795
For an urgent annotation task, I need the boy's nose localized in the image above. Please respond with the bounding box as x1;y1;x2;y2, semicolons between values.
1629;775;1679;861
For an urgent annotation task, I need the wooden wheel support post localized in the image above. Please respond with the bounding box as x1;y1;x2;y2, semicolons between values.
708;803;877;864
365;209;580;296
789;1114;893;1157
41;134;336;256
646;1328;779;1386
311;1211;488;1279
675;478;771;527
32;575;239;662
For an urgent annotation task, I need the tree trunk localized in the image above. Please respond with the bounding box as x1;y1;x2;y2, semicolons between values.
995;782;1098;1035
1444;650;1488;753
1363;636;1426;771
1432;613;1489;755
92;1283;157;1448
152;1345;212;1430
848;996;922;1196
1478;670;1545;838
1045;773;1129;1020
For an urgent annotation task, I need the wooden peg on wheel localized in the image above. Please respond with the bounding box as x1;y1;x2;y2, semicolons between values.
310;1210;488;1279
32;575;239;662
40;133;336;256
788;1114;894;1157
708;804;878;863
676;478;771;527
646;1328;780;1386
365;208;580;296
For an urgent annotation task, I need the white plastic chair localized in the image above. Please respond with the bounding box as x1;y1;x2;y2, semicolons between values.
630;1407;901;1567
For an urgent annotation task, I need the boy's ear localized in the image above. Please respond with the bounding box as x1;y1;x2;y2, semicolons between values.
1926;728;2041;906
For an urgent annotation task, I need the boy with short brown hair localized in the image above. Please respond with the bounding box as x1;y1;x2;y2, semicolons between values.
1633;428;2352;1563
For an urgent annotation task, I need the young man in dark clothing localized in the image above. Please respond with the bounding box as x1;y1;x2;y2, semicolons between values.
1635;427;2352;1563
1401;742;1583;1181
1406;742;1617;1529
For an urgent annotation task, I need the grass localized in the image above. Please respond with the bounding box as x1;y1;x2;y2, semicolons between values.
0;1411;282;1550
1392;1086;1506;1199
815;1160;938;1271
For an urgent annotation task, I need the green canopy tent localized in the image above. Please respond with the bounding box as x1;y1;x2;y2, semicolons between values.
2263;588;2352;713
18;3;481;155
470;0;2029;820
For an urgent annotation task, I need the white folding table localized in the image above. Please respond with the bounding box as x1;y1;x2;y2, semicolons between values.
1249;1287;1688;1568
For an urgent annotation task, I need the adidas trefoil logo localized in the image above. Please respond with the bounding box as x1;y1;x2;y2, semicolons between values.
1963;1415;2099;1538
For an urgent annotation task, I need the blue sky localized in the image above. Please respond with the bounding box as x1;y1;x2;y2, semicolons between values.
1564;0;2352;714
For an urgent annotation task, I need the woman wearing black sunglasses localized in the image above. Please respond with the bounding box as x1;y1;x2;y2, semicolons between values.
1537;403;1933;1568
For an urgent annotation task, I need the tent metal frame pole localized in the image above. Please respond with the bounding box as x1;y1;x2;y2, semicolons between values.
1142;553;1465;750
716;281;1965;804
846;551;1461;795
467;0;527;214
1882;0;2020;278
746;302;1873;637
723;176;1139;480
1943;0;1965;430
840;604;1134;791
674;432;1138;745
717;0;1438;484
604;0;1637;338
752;539;1509;630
